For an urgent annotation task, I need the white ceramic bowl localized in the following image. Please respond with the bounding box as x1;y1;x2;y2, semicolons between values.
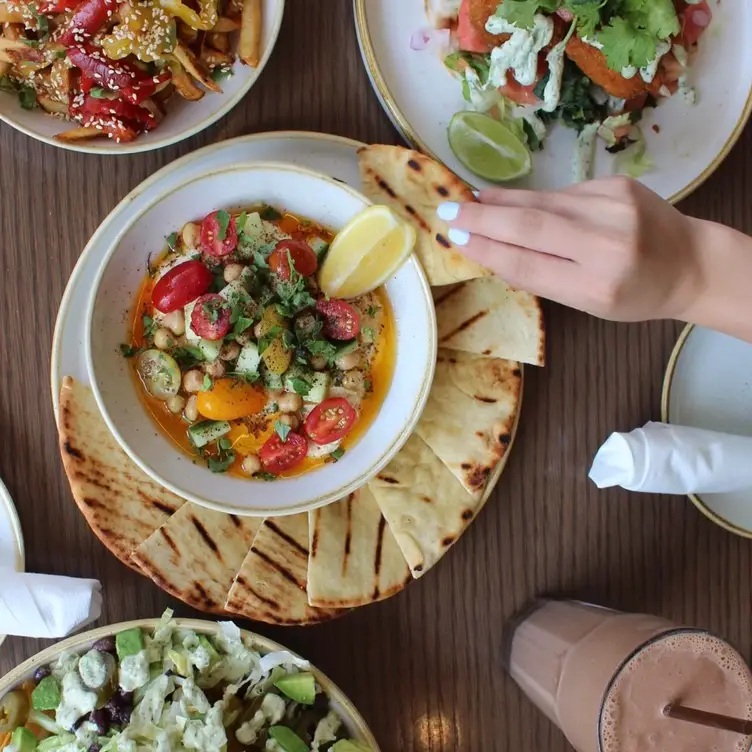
0;0;284;154
0;617;381;750
86;161;436;516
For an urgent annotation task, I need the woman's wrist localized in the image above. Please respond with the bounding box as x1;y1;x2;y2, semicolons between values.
680;219;752;343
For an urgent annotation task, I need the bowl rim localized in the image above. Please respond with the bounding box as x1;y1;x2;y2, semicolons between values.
85;159;438;517
0;616;382;750
0;1;285;155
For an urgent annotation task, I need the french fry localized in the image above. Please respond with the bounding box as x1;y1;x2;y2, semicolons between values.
0;4;23;23
201;46;232;68
176;20;198;45
212;16;240;32
168;59;205;101
173;41;220;93
0;35;45;64
238;0;261;67
55;125;104;142
207;31;229;53
38;94;67;114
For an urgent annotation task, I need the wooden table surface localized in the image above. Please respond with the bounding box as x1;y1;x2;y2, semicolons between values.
2;2;752;750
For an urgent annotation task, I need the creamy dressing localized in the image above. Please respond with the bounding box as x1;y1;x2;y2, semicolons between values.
485;14;554;88
621;40;671;82
463;66;502;112
119;651;151;692
572;122;600;182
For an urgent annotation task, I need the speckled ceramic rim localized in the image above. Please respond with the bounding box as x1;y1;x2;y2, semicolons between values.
0;2;285;155
0;617;382;750
0;476;25;650
661;323;752;539
84;160;437;518
353;0;752;204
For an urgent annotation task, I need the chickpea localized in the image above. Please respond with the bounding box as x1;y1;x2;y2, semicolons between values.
278;392;303;413
336;351;360;371
342;370;364;391
166;395;185;414
181;222;200;250
278;413;299;430
236;331;253;347
267;390;283;404
184;395;198;422
241;454;262;475
183;369;204;393
253;321;264;339
161;309;185;336
220;342;241;361
153;328;173;350
310;355;327;371
223;263;245;283
203;360;225;378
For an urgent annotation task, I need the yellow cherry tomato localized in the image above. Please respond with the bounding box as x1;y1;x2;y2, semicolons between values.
196;379;266;421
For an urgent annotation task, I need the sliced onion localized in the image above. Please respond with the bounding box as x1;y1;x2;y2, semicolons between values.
410;27;453;54
410;28;433;51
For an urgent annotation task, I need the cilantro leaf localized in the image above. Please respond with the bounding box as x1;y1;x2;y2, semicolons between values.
274;420;291;442
215;210;231;242
563;0;604;38
598;16;656;70
623;0;680;40
494;0;561;28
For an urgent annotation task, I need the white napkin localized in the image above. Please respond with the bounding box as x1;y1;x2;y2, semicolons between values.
589;422;752;494
0;571;102;638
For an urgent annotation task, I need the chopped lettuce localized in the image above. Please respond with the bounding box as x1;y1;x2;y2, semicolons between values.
614;137;654;177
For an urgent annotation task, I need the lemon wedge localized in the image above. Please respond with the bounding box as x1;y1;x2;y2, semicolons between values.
318;205;417;299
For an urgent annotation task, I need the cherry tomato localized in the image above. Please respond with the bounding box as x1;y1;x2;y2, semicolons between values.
151;260;212;314
680;1;712;47
268;239;318;281
260;432;308;473
200;211;238;258
304;398;357;445
191;294;231;340
316;299;361;340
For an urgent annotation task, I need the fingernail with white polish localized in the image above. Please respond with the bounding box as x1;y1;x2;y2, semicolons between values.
448;228;470;247
437;201;460;221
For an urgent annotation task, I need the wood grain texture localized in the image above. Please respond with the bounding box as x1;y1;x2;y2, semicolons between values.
1;2;752;750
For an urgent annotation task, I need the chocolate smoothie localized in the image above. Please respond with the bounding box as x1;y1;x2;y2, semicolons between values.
505;600;752;752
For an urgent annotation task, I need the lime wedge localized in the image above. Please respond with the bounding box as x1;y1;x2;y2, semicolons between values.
448;111;532;182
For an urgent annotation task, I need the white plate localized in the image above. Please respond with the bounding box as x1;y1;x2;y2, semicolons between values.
0;476;26;649
0;1;284;154
662;325;752;537
354;0;752;202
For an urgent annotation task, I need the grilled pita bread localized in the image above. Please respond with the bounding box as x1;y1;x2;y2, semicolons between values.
369;434;480;578
307;488;411;608
416;350;521;499
58;377;185;572
433;277;546;366
132;504;261;615
358;145;491;286
425;0;461;28
225;515;342;625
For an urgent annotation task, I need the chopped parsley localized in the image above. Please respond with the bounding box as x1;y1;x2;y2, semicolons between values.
256;471;277;481
142;314;157;338
173;346;204;368
165;231;179;252
306;339;338;365
330;448;345;462
120;344;139;358
260;206;282;221
274;420;291;442
366;305;380;317
208;447;235;474
288;377;311;396
364;378;372;392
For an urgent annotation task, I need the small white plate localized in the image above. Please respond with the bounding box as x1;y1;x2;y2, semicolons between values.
354;0;752;202
662;325;752;537
0;1;284;154
0;476;26;649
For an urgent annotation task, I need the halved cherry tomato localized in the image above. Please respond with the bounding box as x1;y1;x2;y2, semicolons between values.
151;260;212;313
200;211;238;258
316;299;360;340
680;1;712;47
304;398;357;446
191;293;231;340
259;432;308;473
268;239;318;281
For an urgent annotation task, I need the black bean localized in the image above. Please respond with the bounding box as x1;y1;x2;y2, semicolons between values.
92;637;117;654
32;667;51;682
90;708;109;735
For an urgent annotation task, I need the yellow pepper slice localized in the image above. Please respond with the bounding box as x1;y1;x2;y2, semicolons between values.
159;0;218;31
101;2;176;63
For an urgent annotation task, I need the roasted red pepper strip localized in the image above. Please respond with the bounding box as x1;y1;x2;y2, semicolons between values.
41;0;81;12
58;0;120;46
79;73;96;93
67;44;148;90
80;95;157;130
123;69;171;105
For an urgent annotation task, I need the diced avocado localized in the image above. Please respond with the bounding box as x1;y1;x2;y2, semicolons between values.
335;340;358;358
306;373;330;404
262;366;284;392
235;343;261;377
268;727;308;752
309;237;330;259
116;627;145;660
31;676;61;711
9;727;37;752
274;672;316;705
198;338;222;363
197;635;221;666
188;420;231;449
331;742;370;752
168;649;190;677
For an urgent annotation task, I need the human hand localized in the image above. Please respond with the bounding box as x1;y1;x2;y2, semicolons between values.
436;177;704;323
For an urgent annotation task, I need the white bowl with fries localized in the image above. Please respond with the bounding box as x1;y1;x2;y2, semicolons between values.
0;0;283;153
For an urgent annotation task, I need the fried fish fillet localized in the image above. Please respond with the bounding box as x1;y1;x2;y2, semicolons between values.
466;0;508;50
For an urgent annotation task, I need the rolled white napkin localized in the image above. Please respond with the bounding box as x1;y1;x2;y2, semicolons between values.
0;571;102;638
589;422;752;494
